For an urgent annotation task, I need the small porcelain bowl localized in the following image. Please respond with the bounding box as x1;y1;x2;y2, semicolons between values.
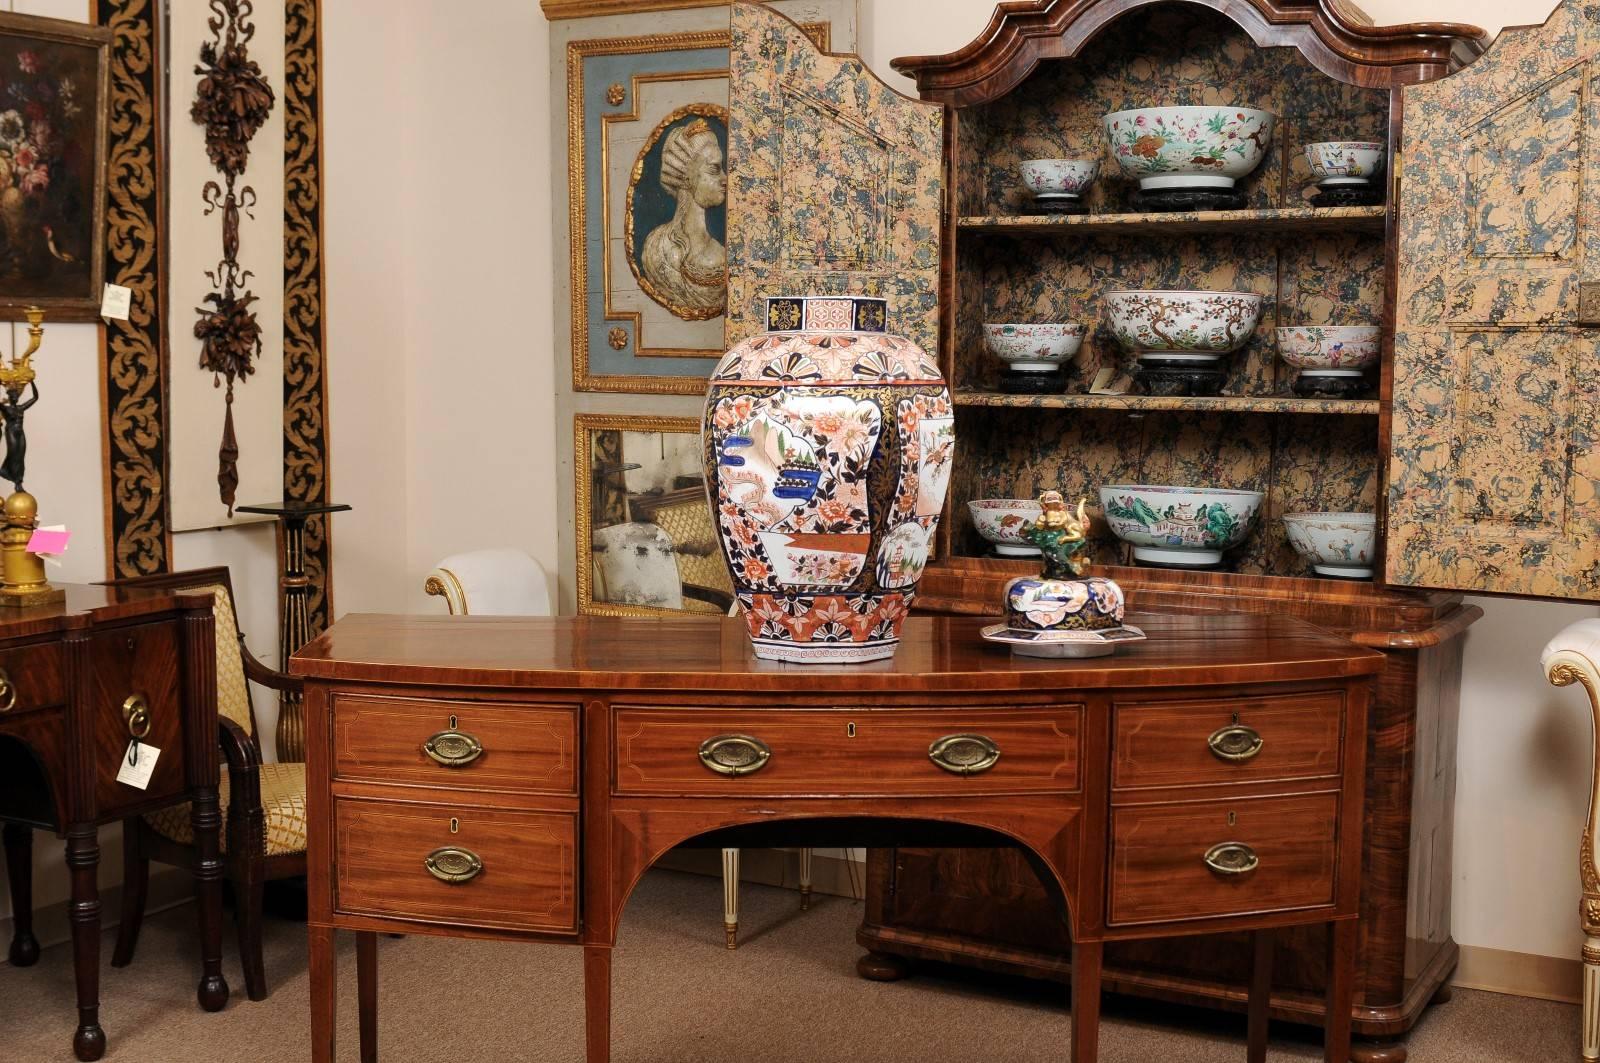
1104;290;1264;360
1304;141;1385;187
983;323;1085;372
1020;158;1100;200
1283;511;1377;579
1276;325;1381;375
1099;484;1263;567
968;498;1044;557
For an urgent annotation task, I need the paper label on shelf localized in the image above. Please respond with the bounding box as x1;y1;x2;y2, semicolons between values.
1089;368;1132;395
116;742;160;790
100;283;132;321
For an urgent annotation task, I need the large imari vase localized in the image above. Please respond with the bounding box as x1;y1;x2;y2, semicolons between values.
704;296;953;663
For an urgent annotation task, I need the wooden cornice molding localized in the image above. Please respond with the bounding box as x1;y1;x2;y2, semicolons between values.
540;0;727;19
890;0;1488;101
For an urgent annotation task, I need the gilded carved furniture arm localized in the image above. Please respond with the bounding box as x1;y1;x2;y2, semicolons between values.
1542;619;1600;1063
424;549;553;617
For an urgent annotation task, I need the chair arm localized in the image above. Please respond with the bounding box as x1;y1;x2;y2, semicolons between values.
239;635;305;695
1544;619;1600;699
218;717;266;856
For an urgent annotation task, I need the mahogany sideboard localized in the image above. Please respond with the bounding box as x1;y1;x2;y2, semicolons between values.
0;584;228;1061
294;611;1380;1062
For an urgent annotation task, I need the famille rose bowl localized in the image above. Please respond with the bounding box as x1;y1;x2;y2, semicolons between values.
1102;106;1274;190
704;295;953;665
1105;290;1264;362
1304;141;1385;187
1019;158;1100;200
983;323;1085;372
968;498;1044;557
1099;485;1264;567
1276;326;1381;376
1283;512;1377;579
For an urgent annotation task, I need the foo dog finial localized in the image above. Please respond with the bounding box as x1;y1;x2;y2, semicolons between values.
1023;490;1091;579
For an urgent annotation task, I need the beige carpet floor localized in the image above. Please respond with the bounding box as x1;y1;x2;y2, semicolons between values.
0;869;1580;1062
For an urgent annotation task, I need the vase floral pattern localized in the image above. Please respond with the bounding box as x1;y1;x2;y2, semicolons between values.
1103;106;1274;190
705;295;951;663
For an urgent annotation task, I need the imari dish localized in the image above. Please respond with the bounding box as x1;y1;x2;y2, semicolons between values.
1275;325;1381;377
982;323;1085;372
980;623;1148;659
1105;290;1264;362
1284;512;1377;579
1099;484;1263;567
704;295;952;664
1019;158;1100;202
968;498;1044;557
1102;106;1274;191
1304;141;1385;187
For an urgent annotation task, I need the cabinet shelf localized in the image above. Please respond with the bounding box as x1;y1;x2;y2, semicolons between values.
958;205;1387;237
952;389;1380;415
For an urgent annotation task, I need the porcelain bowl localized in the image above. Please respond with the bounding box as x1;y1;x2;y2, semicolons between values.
1283;511;1377;578
1276;325;1381;375
1305;141;1385;187
1104;290;1264;361
1102;106;1274;190
1099;485;1264;566
968;498;1044;557
983;323;1085;372
1020;158;1100;199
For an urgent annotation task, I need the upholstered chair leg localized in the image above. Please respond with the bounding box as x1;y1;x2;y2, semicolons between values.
110;819;146;968
3;822;38;967
235;872;268;1001
722;848;739;949
798;848;813;911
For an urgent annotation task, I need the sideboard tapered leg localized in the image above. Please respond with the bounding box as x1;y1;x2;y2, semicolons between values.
585;945;613;1063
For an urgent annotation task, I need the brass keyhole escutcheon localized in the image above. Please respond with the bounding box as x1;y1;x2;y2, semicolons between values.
123;694;151;739
449;818;460;834
1228;810;1237;827
0;668;16;713
846;722;856;738
449;714;458;729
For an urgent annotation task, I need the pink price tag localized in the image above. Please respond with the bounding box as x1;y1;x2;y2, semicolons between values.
26;529;70;555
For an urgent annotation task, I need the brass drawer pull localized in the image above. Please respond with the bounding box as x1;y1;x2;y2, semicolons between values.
122;694;151;739
698;734;771;776
928;733;1001;776
424;846;483;884
0;668;15;712
1203;842;1260;877
423;730;484;768
1207;724;1263;763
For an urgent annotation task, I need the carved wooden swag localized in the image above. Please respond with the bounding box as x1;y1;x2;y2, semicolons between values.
192;0;274;516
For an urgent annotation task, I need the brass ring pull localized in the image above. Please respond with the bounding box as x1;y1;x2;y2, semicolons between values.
424;846;483;884
423;730;484;768
122;694;151;739
698;734;771;776
928;733;1001;776
0;668;15;712
1203;842;1260;877
1207;724;1263;763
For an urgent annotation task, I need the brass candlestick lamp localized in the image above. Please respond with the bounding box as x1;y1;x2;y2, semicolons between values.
0;307;62;607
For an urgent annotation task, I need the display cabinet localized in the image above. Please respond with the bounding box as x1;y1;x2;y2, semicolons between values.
721;0;1594;1058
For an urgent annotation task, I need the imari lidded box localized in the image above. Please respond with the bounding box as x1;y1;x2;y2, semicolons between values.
703;295;953;664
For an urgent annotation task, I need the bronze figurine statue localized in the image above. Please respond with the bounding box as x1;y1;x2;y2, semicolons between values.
0;380;38;492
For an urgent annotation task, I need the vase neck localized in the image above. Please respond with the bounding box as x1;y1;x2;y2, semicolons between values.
764;295;888;335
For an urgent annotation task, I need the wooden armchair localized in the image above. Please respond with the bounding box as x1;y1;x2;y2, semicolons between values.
105;566;304;1002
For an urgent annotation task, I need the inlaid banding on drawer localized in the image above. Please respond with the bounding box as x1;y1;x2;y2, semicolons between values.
1112;691;1344;791
1108;792;1339;926
613;707;1082;796
332;694;577;794
334;798;578;934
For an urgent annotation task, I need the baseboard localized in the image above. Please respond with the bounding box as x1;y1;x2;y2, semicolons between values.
0;868;192;967
656;847;865;900
1452;944;1582;1004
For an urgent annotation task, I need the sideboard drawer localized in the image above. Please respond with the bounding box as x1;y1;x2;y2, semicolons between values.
1112;691;1344;791
613;706;1081;796
0;640;63;719
1108;793;1338;926
334;797;578;934
332;694;577;795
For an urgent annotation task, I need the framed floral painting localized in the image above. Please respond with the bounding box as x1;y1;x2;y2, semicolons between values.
0;13;109;322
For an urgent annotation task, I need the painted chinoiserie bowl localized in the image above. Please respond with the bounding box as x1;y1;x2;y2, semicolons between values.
983;323;1085;372
1099;485;1264;567
968;498;1045;557
1283;512;1377;579
1304;141;1385;187
1102;106;1274;191
1276;325;1381;376
980;492;1146;659
1019;158;1100;202
1105;290;1264;362
704;295;952;664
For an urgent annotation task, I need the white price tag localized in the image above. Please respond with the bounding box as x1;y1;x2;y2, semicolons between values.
115;741;159;790
100;283;132;321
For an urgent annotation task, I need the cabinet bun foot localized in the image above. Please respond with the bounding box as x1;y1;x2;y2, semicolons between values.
1349;1040;1407;1063
857;950;912;982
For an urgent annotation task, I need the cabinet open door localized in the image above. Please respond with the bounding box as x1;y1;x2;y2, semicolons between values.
1390;0;1600;599
724;1;945;359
